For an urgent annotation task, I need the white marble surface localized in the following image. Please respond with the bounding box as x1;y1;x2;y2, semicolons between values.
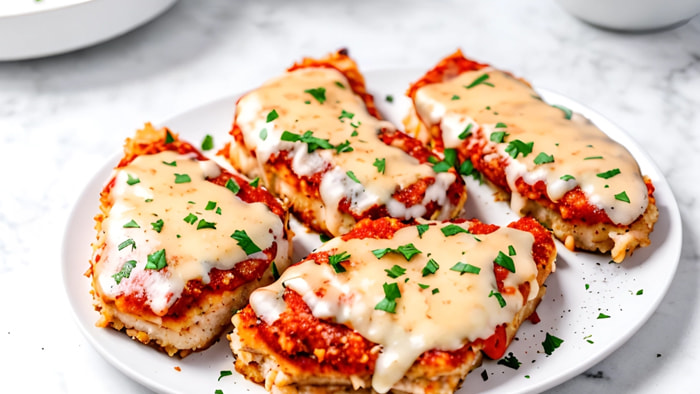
1;0;698;392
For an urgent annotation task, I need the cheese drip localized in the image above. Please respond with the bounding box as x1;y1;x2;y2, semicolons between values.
234;67;456;235
414;69;648;225
96;151;286;315
249;221;538;393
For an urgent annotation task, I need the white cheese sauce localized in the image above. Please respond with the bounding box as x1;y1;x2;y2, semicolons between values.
96;151;287;316
233;67;457;235
414;69;648;225
249;221;539;392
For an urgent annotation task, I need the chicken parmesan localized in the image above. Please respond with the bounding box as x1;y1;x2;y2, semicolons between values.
87;123;292;357
221;50;466;237
229;216;556;393
405;50;658;262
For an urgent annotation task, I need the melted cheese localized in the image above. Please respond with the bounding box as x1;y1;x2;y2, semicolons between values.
96;151;287;315
414;69;648;225
234;67;456;235
249;221;538;393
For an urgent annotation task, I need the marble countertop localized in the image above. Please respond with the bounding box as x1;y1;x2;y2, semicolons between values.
1;0;698;392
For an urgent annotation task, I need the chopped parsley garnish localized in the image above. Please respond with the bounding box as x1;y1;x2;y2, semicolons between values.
451;94;460;100
151;219;164;233
350;121;362;128
346;171;361;184
584;334;594;344
597;168;621;179
231;229;262;255
416;224;429;238
112;260;136;284
335;81;346;89
552;104;573;120
280;130;334;152
375;282;401;313
350;130;359;137
271;261;280;280
534;152;554;165
225;178;240;194
508;245;516;256
497;352;521;370
418;283;430;289
432;148;458;173
495;122;508;129
145;249;167;270
385;94;394;103
636;289;644;295
304;87;326;104
165;130;175;144
338;109;354;122
372;243;422;261
432;288;440;295
421;258;440;276
162;160;177;166
118;238;136;251
319;233;331;243
373;158;386;174
201;134;214;151
196;219;217;230
205;201;217;210
494;251;516;273
328;251;351;273
249;177;260;187
584;155;603;160
266;109;279;123
597;313;611;319
174;173;191;184
215;390;223;394
464;73;494;89
560;174;576;181
458;123;473;140
123;219;140;229
459;159;479;178
542;333;564;355
614;191;630;203
490;131;508;143
489;290;506;308
440;223;470;237
385;265;407;279
126;174;140;185
334;140;354;154
218;370;233;381
259;128;268;141
505;139;534;159
450;262;481;275
183;213;198;224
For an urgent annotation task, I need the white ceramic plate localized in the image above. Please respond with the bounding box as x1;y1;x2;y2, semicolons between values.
62;69;682;394
0;0;178;61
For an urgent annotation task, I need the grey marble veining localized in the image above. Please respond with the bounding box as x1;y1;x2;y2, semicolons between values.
1;0;698;392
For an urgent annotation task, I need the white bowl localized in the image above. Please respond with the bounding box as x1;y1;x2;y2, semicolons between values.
556;0;700;31
0;0;178;61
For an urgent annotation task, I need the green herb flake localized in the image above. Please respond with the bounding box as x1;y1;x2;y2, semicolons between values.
489;290;506;308
151;219;164;233
560;174;576;181
495;122;508;129
118;238;136;251
552;104;573;120
215;390;223;394
218;370;233;381
441;223;470;237
165;130;175;144
534;152;555;165
259;128;268;141
497;352;521;370
249;177;260;187
385;95;394;103
397;243;421;260
505;139;534;159
416;224;429;239
636;289;644;295
585;283;590;290
351;130;359;137
346;171;361;184
304;87;327;104
231;229;262;255
335;81;346;89
205;201;217;210
421;258;440;276
597;168;621;179
183;213;198;224
432;288;440;294
334;140;354;154
494;251;516;273
225;178;240;194
542;333;564;355
490;131;508;143
328;251;351;273
319;233;331;243
271;261;280;280
450;262;481;275
458;124;473;140
201;134;214;151
584;156;604;160
197;219;217;230
615;191;630;203
375;282;401;313
508;245;517;256
451;94;460;100
584;334;594;344
266;109;279;123
162;160;177;167
280;130;334;153
145;249;167;270
418;283;430;289
464;73;494;89
123;219;140;229
126;174;141;186
174;173;191;184
373;158;386;174
597;313;611;319
338;109;355;122
112;260;137;284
